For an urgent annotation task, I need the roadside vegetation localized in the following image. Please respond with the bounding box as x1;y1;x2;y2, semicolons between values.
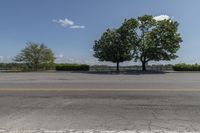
1;63;200;72
56;64;89;71
90;64;173;72
0;63;25;72
14;42;55;71
0;15;185;72
93;15;182;72
173;64;200;71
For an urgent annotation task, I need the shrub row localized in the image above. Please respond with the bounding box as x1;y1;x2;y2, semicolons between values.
173;64;200;71
56;64;89;71
0;63;25;71
0;63;56;72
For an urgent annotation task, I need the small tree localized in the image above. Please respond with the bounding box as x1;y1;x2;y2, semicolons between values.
126;15;182;71
93;20;138;72
14;42;55;71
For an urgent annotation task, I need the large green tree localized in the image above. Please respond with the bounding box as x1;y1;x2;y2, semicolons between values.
93;20;138;72
126;15;182;71
93;15;182;71
14;42;55;71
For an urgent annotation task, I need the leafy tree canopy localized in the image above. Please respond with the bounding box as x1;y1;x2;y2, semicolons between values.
94;14;182;71
129;15;182;70
14;42;55;71
93;20;138;72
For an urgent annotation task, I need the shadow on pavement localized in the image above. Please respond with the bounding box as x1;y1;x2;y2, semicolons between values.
70;70;168;75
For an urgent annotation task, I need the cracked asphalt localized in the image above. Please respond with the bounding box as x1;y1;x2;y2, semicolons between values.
0;72;200;132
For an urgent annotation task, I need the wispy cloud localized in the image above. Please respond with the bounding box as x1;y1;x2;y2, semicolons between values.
0;56;3;61
55;53;64;58
0;56;13;63
52;18;74;27
70;25;85;29
53;18;85;29
154;15;170;21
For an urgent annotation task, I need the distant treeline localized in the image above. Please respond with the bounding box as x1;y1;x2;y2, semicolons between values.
90;64;174;72
0;63;89;72
0;63;55;71
1;63;200;72
0;63;25;71
173;64;200;71
0;63;173;72
56;64;89;71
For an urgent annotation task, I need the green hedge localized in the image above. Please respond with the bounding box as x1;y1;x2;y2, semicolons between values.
173;64;200;71
56;64;89;71
0;63;55;72
0;63;27;71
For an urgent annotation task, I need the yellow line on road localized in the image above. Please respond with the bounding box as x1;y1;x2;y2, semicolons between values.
0;88;200;92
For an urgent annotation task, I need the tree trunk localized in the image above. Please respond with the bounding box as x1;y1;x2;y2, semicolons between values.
142;61;146;71
34;63;38;71
116;61;119;73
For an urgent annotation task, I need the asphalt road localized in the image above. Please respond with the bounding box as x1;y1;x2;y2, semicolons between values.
0;72;200;132
0;72;200;90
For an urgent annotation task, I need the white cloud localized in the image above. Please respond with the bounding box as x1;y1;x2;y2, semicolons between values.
67;58;75;62
52;18;74;27
0;56;3;61
53;18;85;29
154;15;171;21
89;48;93;52
0;56;12;63
56;53;64;58
70;25;85;29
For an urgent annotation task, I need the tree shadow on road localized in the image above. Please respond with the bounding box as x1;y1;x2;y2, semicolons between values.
70;70;169;75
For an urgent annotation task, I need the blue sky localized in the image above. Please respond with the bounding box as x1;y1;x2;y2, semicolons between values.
0;0;200;64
